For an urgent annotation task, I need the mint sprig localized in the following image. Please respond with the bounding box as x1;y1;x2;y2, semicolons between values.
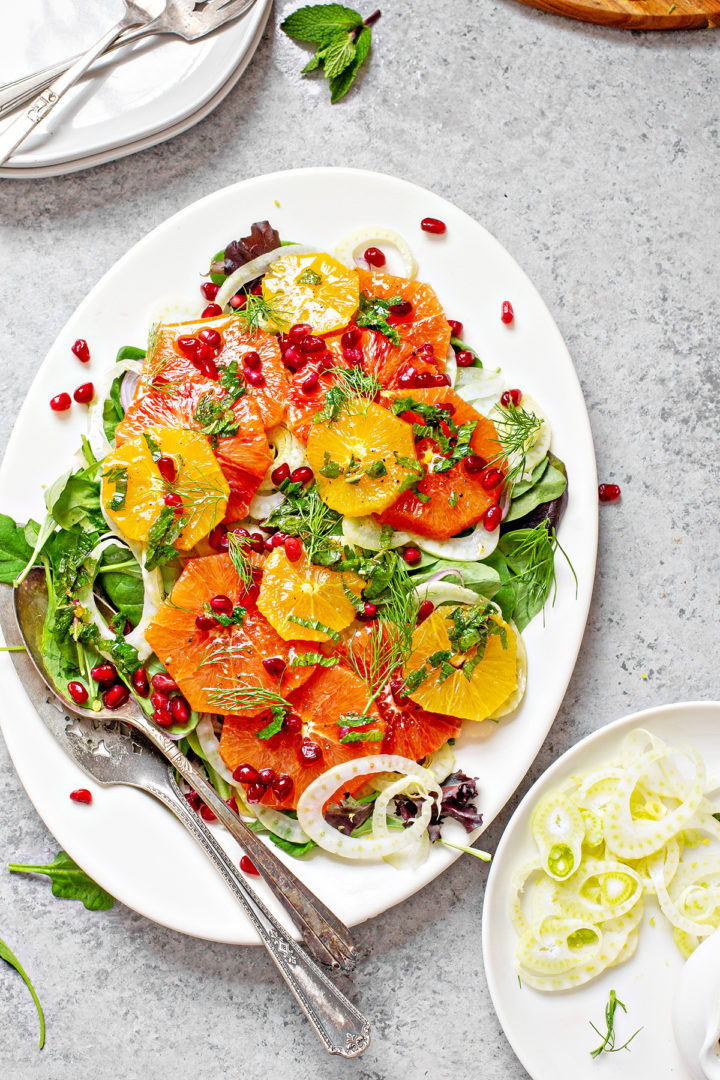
281;5;379;103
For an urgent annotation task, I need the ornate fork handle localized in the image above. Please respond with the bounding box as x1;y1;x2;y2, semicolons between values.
147;770;369;1057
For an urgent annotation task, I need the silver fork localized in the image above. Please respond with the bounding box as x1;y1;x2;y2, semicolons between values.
0;0;257;156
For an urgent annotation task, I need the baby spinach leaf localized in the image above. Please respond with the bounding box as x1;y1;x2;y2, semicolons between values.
8;851;114;911
103;375;125;444
97;545;143;626
0;513;35;583
505;459;567;524
0;935;45;1048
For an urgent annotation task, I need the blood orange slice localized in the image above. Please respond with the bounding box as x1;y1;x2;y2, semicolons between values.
219;665;385;809
375;387;503;540
144;554;317;712
257;548;365;642
116;380;272;525
376;685;461;762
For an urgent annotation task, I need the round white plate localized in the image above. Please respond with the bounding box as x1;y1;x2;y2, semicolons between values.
483;700;720;1080
0;0;270;172
0;168;598;944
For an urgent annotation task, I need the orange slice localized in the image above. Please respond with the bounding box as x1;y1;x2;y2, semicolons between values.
404;608;517;722
257;548;364;642
306;400;418;517
144;554;317;713
102;426;229;549
262;253;359;335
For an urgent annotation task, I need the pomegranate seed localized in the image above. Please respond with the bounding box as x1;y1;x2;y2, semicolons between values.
70;788;92;804
316;352;334;373
397;367;420;389
226;796;239;814
439;420;452;440
199;357;219;380
270;532;288;548
131;668;150;697
464;454;486;475
229;294;245;309
195;612;217;631
282;344;305;371
258;767;276;786
244;368;265;388
198;327;221;350
194;343;214;366
402;546;421;565
298;739;322;765
208;524;227;551
501;300;514;325
390;676;408;701
298;335;324;354
103;684;130;710
272;775;293;800
156;456;177;484
67;681;88;705
455;350;475;368
210;594;233;615
283;712;302;734
291;466;313;484
599;483;622;503
271;462;290;486
417;600;434;624
185;790;201;810
341;327;362;349
73;382;94;404
153;707;173;727
357;601;378;621
151;672;178;693
240;855;260;876
262;656;286;678
301;371;319;395
200;804;217;822
483;505;503;531
251;282;263;295
364;246;386;267
50;393;71;412
232;526;250;539
243;350;261;371
247;782;266;803
501;389;522;407
231;764;258;785
284;536;302;562
415;371;436;387
481;468;504;491
202;303;222;318
177;335;199;357
248;532;266;554
447;320;463;337
289;323;312;343
170;696;190;724
164;492;182;508
201;281;219;301
421;217;447;234
390;300;412;317
71;339;90;363
343;347;364;365
91;663;116;683
150;690;169;710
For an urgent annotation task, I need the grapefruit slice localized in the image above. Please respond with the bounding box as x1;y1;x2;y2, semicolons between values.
375;387;503;540
102;426;229;549
116;380;272;525
306;400;419;517
144;554;317;712
403;607;517;722
262;253;359;335
219;665;385;809
257;548;365;642
139;317;288;430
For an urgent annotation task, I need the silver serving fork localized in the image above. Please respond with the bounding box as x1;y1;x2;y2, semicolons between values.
0;577;370;1056
0;0;258;155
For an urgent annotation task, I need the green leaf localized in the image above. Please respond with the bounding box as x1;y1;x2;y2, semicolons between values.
255;713;286;740
145;507;185;571
329;24;371;103
340;730;384;743
115;345;147;364
0;513;34;584
97;544;143;626
268;833;316;857
8;851;114;911
356;291;402;345
301;51;322;73
281;3;363;43
0;935;45;1048
318;31;356;79
504;460;567;523
102;375;125;444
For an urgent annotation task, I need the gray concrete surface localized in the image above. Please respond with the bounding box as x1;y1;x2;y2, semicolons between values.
1;2;719;1077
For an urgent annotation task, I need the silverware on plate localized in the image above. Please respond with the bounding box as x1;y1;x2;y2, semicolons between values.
0;574;370;1056
0;0;258;156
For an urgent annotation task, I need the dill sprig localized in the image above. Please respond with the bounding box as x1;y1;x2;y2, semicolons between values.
142;323;180;396
313;365;383;424
206;680;292;720
589;990;642;1058
235;293;290;334
502;522;577;622
227;531;254;591
345;554;420;714
490;401;543;489
170;463;228;535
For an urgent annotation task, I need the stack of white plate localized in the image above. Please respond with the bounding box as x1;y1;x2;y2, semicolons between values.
0;0;272;178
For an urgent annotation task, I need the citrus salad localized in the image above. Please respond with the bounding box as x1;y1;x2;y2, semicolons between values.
5;220;572;867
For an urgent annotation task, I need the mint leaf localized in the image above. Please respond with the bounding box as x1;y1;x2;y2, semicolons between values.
329;24;371;102
145;506;185;571
8;851;114;911
318;32;356;79
281;3;363;42
0;935;45;1048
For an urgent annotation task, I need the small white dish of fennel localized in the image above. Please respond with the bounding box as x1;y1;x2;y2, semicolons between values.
483;700;720;1080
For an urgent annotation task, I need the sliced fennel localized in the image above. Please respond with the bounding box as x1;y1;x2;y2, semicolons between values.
334;226;418;279
341;514;499;562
